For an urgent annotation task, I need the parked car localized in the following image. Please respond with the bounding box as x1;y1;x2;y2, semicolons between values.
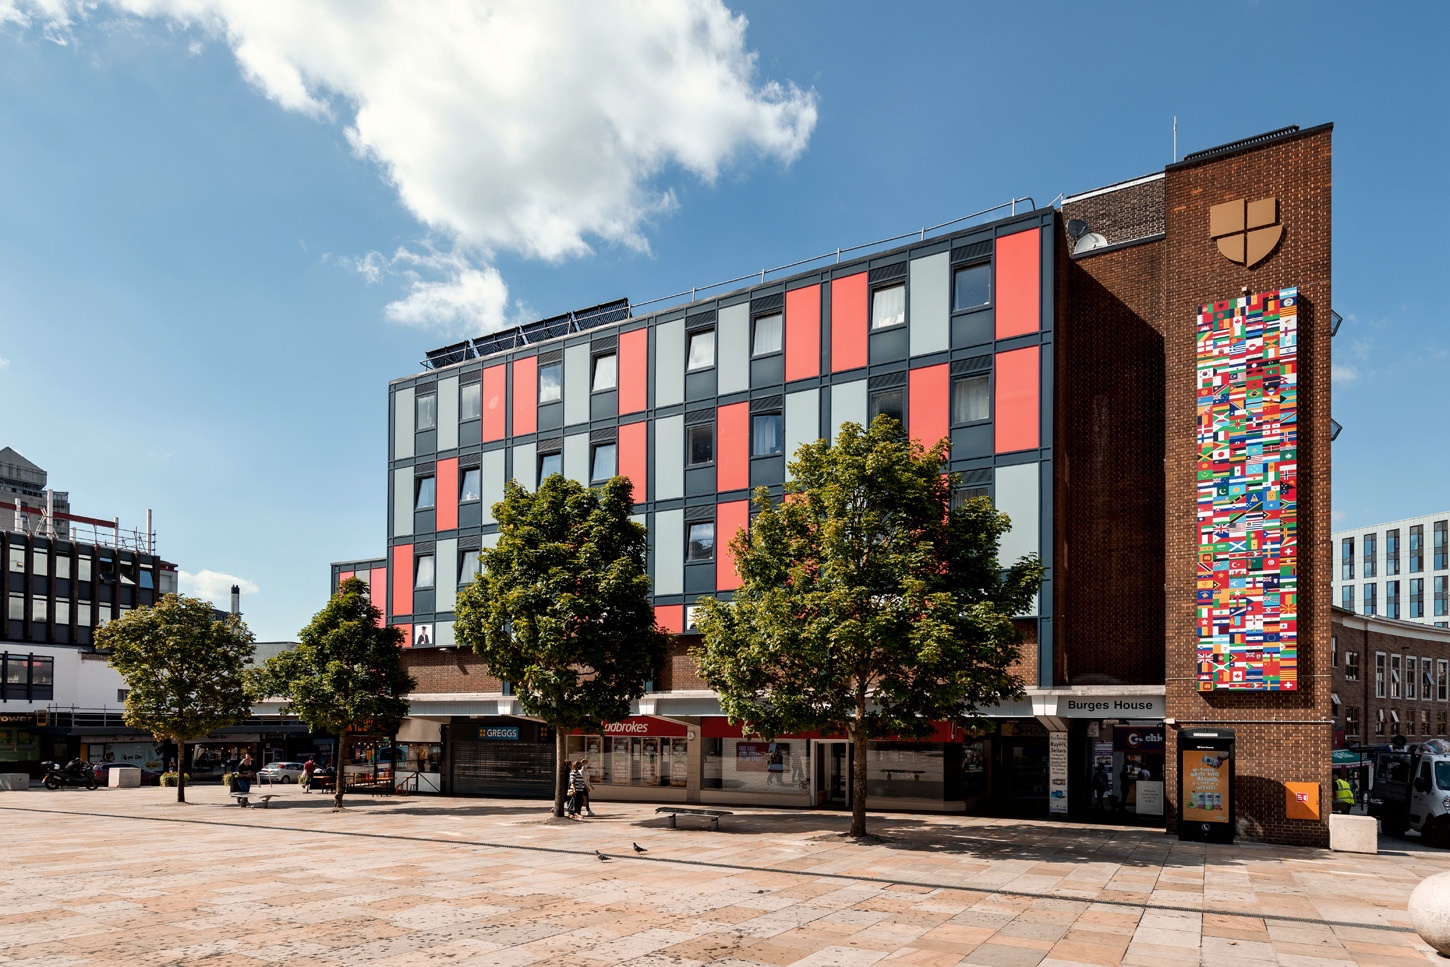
92;762;163;785
257;761;305;784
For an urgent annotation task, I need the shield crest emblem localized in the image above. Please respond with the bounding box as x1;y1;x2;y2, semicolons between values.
1209;197;1282;268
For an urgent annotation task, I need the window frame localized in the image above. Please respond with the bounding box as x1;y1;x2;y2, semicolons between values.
590;442;617;483
458;550;481;587
868;387;906;426
1345;705;1361;737
1341;537;1354;580
414;475;437;512
1410;578;1425;619
1387;529;1401;575
951;373;991;425
686;423;715;467
538;451;563;483
751;312;784;358
1375;652;1387;698
1363;533;1377;579
1364;583;1377;615
415;392;437;431
1344;650;1359;682
751;412;784;457
460;381;482;422
1435;520;1448;571
869;282;906;331
414;554;435;591
1411;524;1425;573
538;362;563;403
1341;584;1354;610
1408;656;1418;701
459;467;482;503
952;261;992;312
686;329;716;372
591;353;618;393
686;521;716;562
1391;653;1403;699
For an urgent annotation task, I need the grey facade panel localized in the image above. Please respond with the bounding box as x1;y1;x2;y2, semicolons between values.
564;433;589;485
392;466;413;538
785;387;821;461
435;536;458;614
655;415;685;500
512;442;537;489
995;461;1040;616
830;379;868;441
653;509;684;596
482;449;506;525
437;375;459;451
564;342;590;426
656;319;685;407
393;386;415;460
717;303;750;395
909;251;950;357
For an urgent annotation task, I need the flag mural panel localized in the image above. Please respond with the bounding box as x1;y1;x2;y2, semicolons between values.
1195;287;1298;691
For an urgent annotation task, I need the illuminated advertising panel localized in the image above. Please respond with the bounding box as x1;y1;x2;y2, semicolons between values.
1195;287;1298;691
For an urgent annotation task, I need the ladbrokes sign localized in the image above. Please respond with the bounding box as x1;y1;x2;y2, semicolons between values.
1209;196;1282;267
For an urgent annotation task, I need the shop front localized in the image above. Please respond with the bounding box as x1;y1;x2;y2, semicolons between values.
448;715;554;797
567;716;692;803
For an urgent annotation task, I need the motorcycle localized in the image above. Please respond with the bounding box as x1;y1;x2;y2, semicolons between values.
41;759;98;790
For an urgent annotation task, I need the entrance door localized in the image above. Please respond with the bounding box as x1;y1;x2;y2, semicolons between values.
813;740;850;809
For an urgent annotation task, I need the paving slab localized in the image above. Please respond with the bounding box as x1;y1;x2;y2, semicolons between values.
0;786;1445;965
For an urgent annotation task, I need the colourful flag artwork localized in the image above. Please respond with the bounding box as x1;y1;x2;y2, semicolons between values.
1196;287;1298;691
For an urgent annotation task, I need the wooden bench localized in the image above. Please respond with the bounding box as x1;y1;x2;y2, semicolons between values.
234;793;276;808
655;806;732;831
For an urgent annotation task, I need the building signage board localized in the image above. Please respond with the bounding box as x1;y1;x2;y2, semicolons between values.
478;726;520;741
1053;696;1165;719
1113;725;1166;752
1048;731;1069;814
1195;287;1299;691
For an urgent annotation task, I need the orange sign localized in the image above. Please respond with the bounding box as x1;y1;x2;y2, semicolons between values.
1284;782;1321;820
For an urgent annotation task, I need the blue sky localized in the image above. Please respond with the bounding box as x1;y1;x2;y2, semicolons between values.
1;1;1445;641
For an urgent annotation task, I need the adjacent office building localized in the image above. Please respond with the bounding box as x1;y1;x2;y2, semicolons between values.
1334;513;1450;627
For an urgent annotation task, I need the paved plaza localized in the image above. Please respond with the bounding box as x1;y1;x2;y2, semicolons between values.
0;786;1445;967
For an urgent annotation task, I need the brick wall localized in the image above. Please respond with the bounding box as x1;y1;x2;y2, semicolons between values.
659;636;708;691
1064;175;1165;248
1332;609;1450;745
403;649;503;693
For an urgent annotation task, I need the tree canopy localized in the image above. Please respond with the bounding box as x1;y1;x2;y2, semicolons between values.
249;577;413;809
455;473;670;816
98;593;255;803
692;416;1043;836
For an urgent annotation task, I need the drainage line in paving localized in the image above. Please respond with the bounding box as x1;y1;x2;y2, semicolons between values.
0;804;1413;935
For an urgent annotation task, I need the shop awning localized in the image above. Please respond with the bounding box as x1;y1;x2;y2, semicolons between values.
1332;749;1369;768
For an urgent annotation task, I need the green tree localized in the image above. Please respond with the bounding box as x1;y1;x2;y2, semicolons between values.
692;416;1044;837
98;593;255;804
249;577;413;810
455;474;670;817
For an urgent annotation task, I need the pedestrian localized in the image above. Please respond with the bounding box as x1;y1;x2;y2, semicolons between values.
1333;775;1355;814
1092;765;1111;811
766;745;785;785
301;757;316;793
568;758;594;818
237;752;256;795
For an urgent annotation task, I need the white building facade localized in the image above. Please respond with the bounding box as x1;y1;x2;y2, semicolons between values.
1334;512;1450;628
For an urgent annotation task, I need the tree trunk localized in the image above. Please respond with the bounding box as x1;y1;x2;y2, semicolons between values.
333;732;348;810
554;729;568;818
849;684;870;838
176;736;186;804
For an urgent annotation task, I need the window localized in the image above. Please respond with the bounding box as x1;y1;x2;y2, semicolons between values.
461;382;482;421
592;353;617;392
1424;709;1433;736
952;375;990;424
56;556;70;579
77;555;91;583
539;451;562;483
590;443;617;483
687;522;715;562
1437;576;1449;617
684;606;701;631
1331;636;1337;669
538;363;562;403
687;329;715;371
1341;538;1354;580
752;413;783;456
1376;708;1386;736
1441;659;1449;702
1387;580;1401;620
117;688;129;703
953;263;991;311
1375;652;1387;698
414;555;435;590
1411;525;1425;572
416;393;437;431
1411;578;1425;619
1341;585;1354;610
687;424;714;466
460;468;481;503
870;283;905;330
752;313;783;356
1436;520;1448;571
8;593;22;621
32;595;46;622
1387;529;1401;575
1363;533;1377;579
55;599;69;625
32;550;47;577
415;475;436;511
1441;709;1448;737
1364;583;1377;616
458;550;481;587
1346;706;1361;737
1424;657;1435;700
5;546;21;573
1408;657;1418;700
869;388;905;425
1391;709;1402;734
1344;650;1360;682
1391;653;1403;699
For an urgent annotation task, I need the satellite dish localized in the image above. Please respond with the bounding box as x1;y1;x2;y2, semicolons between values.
1066;219;1090;240
1073;232;1109;254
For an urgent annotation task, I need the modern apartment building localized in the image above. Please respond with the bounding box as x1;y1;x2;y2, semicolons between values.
345;123;1338;844
1334;513;1450;627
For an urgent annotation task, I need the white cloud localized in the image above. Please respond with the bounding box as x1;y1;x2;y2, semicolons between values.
18;0;817;334
179;568;259;610
0;356;9;368
1331;363;1357;385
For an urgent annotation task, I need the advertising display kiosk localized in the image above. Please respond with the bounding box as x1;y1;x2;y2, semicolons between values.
1177;728;1235;843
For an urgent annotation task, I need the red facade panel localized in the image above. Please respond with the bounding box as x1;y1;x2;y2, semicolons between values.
511;357;537;436
654;604;684;635
717;402;751;492
716;500;750;591
435;457;458;531
830;273;868;372
995;228;1041;339
337;571;353;588
482;364;507;441
994;346;1040;453
618;419;648;505
369;567;387;627
908;363;950;450
618;328;649;414
396;622;413;649
391;545;413;617
785;284;821;381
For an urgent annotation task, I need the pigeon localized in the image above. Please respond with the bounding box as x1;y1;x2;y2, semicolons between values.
596;851;610;862
632;842;647;853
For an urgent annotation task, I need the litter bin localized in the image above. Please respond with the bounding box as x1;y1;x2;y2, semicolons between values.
1177;728;1235;843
